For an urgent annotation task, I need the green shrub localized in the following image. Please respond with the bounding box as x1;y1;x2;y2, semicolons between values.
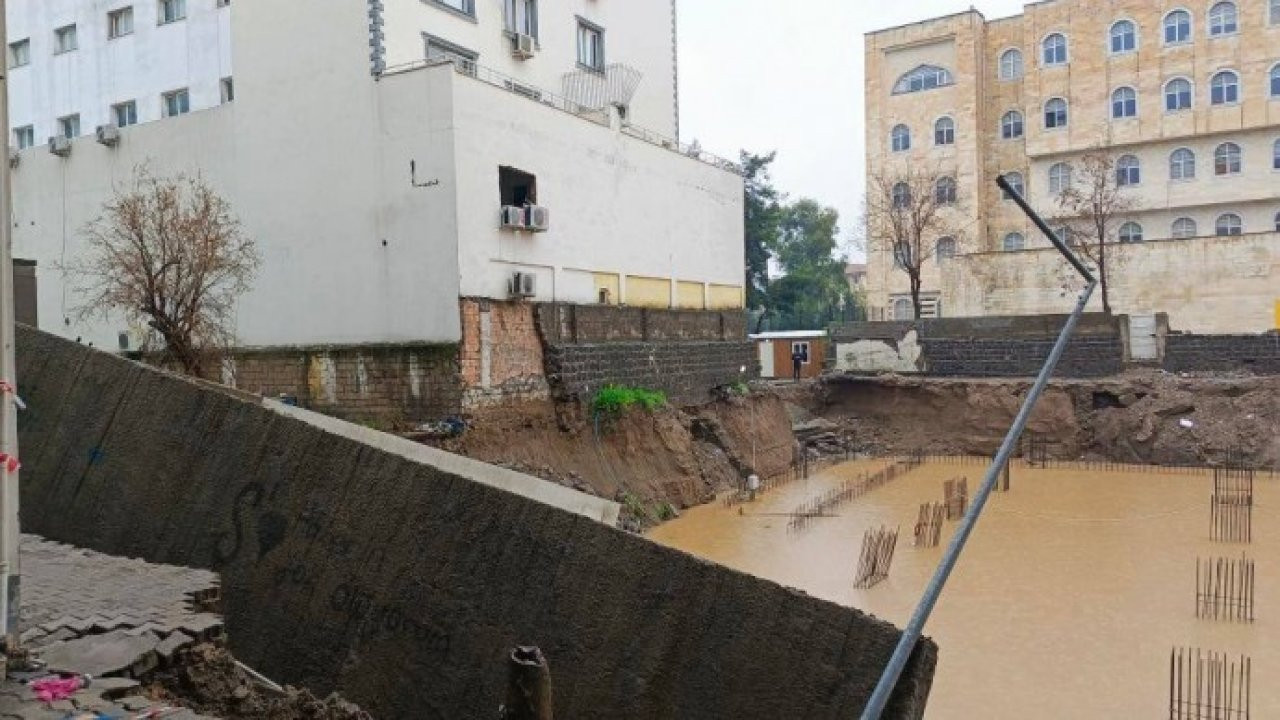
592;385;667;416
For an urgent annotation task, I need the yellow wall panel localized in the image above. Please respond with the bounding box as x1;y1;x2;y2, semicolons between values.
676;281;705;309
593;273;621;305
626;276;670;308
707;284;745;310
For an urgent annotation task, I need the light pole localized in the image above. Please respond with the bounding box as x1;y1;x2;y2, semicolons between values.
0;0;22;655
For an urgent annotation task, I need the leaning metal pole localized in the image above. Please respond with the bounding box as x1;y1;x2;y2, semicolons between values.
860;175;1096;718
0;0;20;654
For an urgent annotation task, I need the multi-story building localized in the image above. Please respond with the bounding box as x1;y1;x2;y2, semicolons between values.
9;0;746;414
864;0;1280;332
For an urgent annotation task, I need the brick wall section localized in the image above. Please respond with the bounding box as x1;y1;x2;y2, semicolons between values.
544;341;757;406
1163;334;1280;375
459;299;550;408
536;303;747;343
924;337;1125;377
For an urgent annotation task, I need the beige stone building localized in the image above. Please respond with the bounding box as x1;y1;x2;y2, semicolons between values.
864;0;1280;332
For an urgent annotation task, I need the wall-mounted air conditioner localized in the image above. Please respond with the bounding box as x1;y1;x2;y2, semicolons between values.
526;205;550;232
500;205;527;229
96;124;121;147
508;271;536;298
7;147;18;169
511;33;536;60
48;136;71;157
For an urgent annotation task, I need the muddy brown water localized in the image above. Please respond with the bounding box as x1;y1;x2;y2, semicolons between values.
648;460;1279;719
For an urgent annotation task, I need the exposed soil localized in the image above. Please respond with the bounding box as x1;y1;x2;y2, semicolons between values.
144;642;371;720
787;370;1280;469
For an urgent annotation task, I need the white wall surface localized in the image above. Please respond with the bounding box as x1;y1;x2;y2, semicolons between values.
6;0;232;143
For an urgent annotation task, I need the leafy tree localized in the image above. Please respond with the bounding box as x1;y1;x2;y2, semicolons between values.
741;151;783;315
762;199;852;330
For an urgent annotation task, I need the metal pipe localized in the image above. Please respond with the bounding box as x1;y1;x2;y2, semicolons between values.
860;177;1096;718
0;0;21;653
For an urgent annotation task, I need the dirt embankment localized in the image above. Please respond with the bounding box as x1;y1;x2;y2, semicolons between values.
438;392;797;529
786;371;1280;469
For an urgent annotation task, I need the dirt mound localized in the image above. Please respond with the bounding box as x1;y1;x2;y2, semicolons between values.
145;642;370;720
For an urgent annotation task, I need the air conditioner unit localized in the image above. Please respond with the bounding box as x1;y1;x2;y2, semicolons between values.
7;147;18;169
511;33;536;60
48;136;71;157
96;124;121;147
508;271;536;298
500;205;527;229
526;205;550;232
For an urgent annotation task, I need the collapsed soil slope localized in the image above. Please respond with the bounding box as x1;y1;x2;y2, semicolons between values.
791;371;1280;469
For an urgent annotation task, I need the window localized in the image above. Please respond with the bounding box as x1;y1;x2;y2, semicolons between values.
892;65;953;94
1165;78;1193;111
1271;64;1280;98
1215;213;1243;236
892;244;914;270
108;7;134;39
576;19;604;71
934;117;955;146
1116;155;1141;186
790;342;811;365
504;0;538;38
432;0;474;15
8;39;29;68
58;114;81;139
1042;33;1068;65
1209;2;1238;36
1274;138;1280;170
1054;227;1074;246
1049;162;1072;194
220;77;234;103
999;49;1023;80
1164;10;1192;44
1170;148;1196;180
1273;0;1280;25
1214;142;1242;175
891;182;911;209
1002;172;1025;199
13;126;34;150
425;36;478;74
1044;98;1068;129
162;88;190;117
890;124;911;152
217;0;229;6
1001;110;1024;139
1172;217;1198;239
1003;232;1025;251
1111;87;1137;119
499;165;537;207
1211;71;1239;105
935;177;957;205
936;237;957;262
54;24;78;54
891;298;913;321
1118;222;1144;243
112;100;137;127
1110;20;1136;54
158;0;186;24
1275;211;1280;232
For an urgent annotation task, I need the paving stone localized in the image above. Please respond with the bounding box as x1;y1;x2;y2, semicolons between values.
155;632;194;662
38;630;161;677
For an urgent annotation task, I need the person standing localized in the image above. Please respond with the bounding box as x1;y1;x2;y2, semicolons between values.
791;347;804;382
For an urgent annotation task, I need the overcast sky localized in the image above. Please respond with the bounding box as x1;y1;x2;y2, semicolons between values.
677;0;1028;259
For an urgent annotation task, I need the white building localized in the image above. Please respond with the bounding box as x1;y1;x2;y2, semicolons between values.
9;0;745;353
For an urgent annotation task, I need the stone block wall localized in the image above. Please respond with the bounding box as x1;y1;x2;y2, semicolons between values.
544;341;756;406
16;325;937;720
1163;333;1280;375
924;337;1125;377
536;303;747;343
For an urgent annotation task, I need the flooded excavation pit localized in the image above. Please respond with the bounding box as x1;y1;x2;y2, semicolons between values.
649;458;1280;719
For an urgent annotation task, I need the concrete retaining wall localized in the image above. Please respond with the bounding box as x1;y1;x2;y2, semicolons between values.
1163;333;1280;374
16;325;936;719
544;341;757;406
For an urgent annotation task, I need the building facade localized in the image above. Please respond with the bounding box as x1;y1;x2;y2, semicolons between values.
864;0;1280;332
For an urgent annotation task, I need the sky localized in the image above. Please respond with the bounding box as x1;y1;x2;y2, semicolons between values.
677;0;1028;259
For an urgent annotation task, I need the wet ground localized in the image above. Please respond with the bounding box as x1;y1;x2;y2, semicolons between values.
649;459;1278;719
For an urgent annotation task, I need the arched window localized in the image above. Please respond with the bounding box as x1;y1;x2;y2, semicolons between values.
1002;232;1025;251
934;116;955;146
1118;222;1144;243
893;245;914;269
1272;0;1280;25
1274;211;1280;233
893;65;953;94
1110;20;1137;54
1044;97;1068;129
1112;87;1138;118
891;124;911;152
1116;155;1141;186
1172;217;1198;239
999;49;1023;80
1165;78;1193;111
936;236;957;261
1215;213;1243;236
892;298;913;320
1170;148;1196;180
1164;10;1192;44
1211;71;1240;105
1002;171;1025;199
891;182;911;208
1048;162;1072;194
1042;33;1068;65
1209;2;1238;36
1271;64;1280;98
1001;110;1024;139
1214;142;1242;175
935;176;957;205
1273;138;1280;170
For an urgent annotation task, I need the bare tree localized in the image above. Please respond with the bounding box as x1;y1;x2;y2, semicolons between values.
863;164;967;319
69;168;259;376
1052;152;1136;314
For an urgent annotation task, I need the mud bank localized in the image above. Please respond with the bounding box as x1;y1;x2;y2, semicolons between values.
786;371;1280;469
439;392;798;528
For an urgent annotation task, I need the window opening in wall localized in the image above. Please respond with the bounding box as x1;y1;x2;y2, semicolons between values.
1170;148;1195;180
1118;222;1144;243
1048;163;1072;194
934;117;955;146
1112;87;1137;118
1209;2;1238;36
54;24;78;54
499;166;537;207
1215;142;1242;175
220;77;234;103
1273;138;1280;170
504;0;538;38
1211;71;1239;105
58;114;80;139
1002;172;1024;199
1165;78;1192;111
893;244;914;270
112;100;137;127
162;88;189;117
108;7;134;39
1003;232;1025;251
891;298;913;321
1044;98;1068;129
1271;64;1280;98
1164;10;1192;44
1116;155;1141;186
8;39;29;68
999;49;1022;80
425;36;478;75
13;126;33;150
1272;0;1280;25
893;65;953;94
1274;211;1280;232
1054;227;1073;246
891;124;911;152
576;18;604;71
1110;20;1136;54
158;0;186;25
936;236;956;261
891;182;911;209
1215;213;1243;236
1042;33;1067;65
792;342;811;365
1172;217;1197;239
934;177;957;205
1001;110;1023;139
433;0;474;16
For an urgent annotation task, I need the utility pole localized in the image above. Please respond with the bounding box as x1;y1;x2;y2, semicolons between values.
0;0;22;655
